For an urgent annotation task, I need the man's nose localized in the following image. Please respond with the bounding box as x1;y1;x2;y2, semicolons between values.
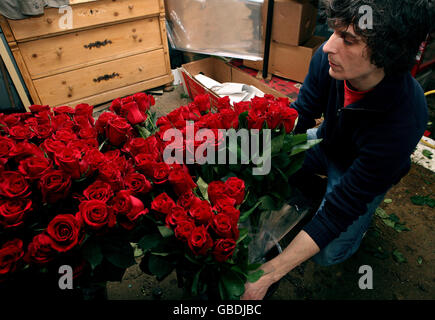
323;32;339;54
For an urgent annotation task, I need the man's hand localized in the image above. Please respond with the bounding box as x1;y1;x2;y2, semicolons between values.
241;231;321;300
240;268;275;300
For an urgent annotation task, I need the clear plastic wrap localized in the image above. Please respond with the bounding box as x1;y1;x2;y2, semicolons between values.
240;193;313;264
165;0;264;60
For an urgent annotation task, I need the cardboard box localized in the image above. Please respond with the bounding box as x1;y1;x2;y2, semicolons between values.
180;57;289;107
263;0;318;46
243;35;325;83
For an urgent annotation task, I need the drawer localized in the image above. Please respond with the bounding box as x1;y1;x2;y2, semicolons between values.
19;17;162;79
33;49;168;106
7;0;161;41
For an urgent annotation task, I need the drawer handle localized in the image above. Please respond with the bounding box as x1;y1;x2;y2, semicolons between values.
56;48;63;57
128;5;134;10
84;39;113;49
93;72;120;83
46;18;53;24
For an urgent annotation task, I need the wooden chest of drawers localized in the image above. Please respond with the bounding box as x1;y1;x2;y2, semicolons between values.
0;0;173;109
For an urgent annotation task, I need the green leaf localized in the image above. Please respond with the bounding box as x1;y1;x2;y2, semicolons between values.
417;256;423;265
289;139;322;156
282;133;307;153
392;250;407;263
148;254;174;280
158;226;174;238
382;219;396;228
82;239;103;270
375;207;389;219
138;234;162;251
422;149;433;159
191;267;204;296
247;263;262;271
239;200;261;222
101;238;136;269
220;269;245;299
271;132;285;155
383;198;393;204
410;195;427;206
236;228;249;244
389;213;400;223
247;269;264;283
259;195;280;211
196;176;209;200
238;111;249;129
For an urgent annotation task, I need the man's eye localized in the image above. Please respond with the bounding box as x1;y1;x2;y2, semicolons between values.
343;38;353;45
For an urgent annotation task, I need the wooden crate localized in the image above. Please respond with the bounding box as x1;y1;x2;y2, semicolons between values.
0;0;173;110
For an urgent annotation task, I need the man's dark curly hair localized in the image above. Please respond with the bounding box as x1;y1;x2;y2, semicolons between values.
320;0;434;75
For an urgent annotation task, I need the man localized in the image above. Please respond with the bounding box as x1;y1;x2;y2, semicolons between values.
241;0;433;300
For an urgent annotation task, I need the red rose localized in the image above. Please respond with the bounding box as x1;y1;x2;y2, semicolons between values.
0;239;24;275
265;104;282;130
46;214;83;253
33;123;53;140
189;200;212;225
247;109;266;130
83;148;106;170
207;180;228;205
106;116;131;146
125;172;152;195
0;136;15;161
104;149;121;163
0;171;31;198
98;164;124;191
281;107;298;134
233;101;251;115
41;138;66;159
216;96;232;111
219;205;240;225
165;205;189;228
213;238;236;262
225;177;245;205
188;225;213;256
135;154;157;177
174;219;196;242
176;190;202;210
54;147;90;180
39;170;72;204
29;104;50;113
8;125;35;141
112;190;148;230
152;162;170;184
95;112;118;134
78;127;97;140
123;137;147;156
74;103;94;121
77;200;116;231
168;166;197;196
194;94;211;113
121;101;146;125
211;213;239;239
151;192;175;215
52;114;74;132
133;92;154;112
110;98;122;115
0;199;33;228
53;105;75;115
83;180;114;202
18;156;52;180
52;129;78;144
219;108;238;129
24;233;56;265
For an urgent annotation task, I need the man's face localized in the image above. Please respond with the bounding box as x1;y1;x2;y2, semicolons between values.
322;24;380;82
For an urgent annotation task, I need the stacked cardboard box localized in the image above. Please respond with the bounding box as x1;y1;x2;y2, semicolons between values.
244;0;326;83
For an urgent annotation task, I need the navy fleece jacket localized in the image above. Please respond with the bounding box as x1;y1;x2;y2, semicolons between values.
291;43;428;250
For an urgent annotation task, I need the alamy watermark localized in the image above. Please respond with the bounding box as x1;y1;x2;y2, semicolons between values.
358;265;373;290
58;6;73;30
162;121;272;176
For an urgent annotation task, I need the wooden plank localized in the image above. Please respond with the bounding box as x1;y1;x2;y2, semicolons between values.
34;49;168;106
56;73;174;108
0;40;34;109
19;17;162;79
0;16;15;43
8;0;160;41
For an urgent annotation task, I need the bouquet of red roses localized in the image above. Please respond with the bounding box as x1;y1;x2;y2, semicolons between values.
0;93;157;298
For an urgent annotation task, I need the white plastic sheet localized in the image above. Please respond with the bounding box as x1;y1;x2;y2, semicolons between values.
165;0;264;60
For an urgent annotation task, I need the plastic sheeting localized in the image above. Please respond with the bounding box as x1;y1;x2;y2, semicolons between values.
165;0;264;61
